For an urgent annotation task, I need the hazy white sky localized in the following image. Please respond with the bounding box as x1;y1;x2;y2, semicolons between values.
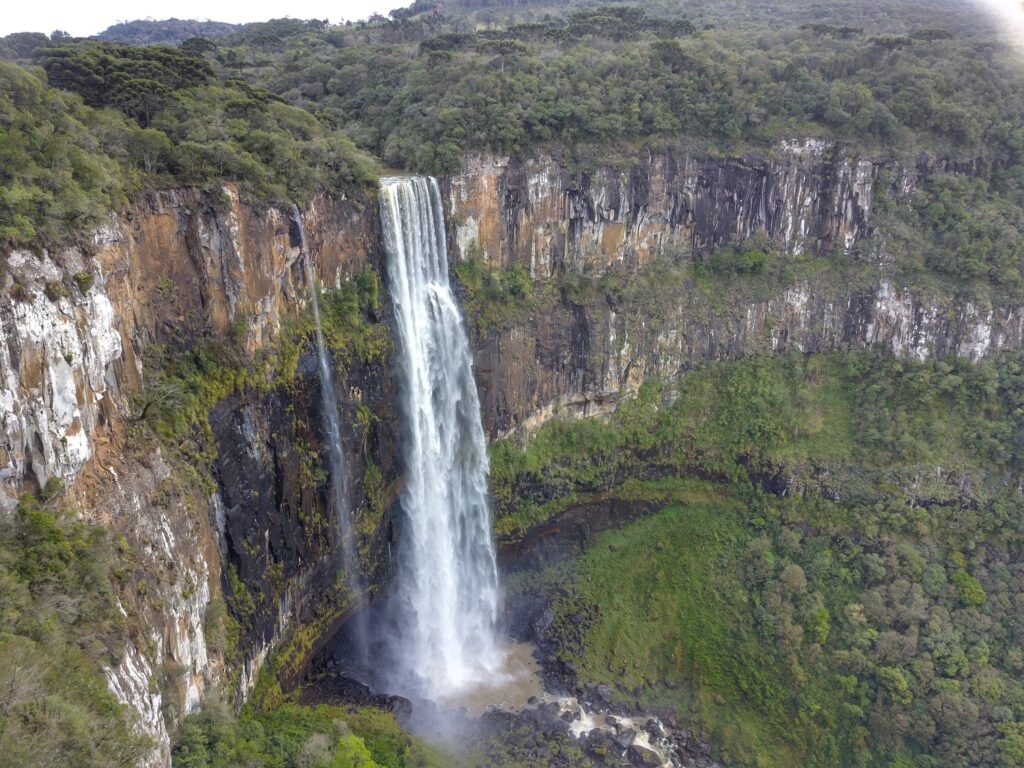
974;0;1024;51
2;0;409;37
4;0;1023;43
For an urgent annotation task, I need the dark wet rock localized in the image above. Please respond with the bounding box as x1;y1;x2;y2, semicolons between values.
629;743;664;767
298;673;412;724
614;728;637;750
531;608;556;642
536;709;558;730
210;333;399;689
551;719;573;737
580;728;616;760
645;718;666;739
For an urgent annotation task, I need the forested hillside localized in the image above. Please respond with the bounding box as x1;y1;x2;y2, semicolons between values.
3;2;1022;287
202;2;1023;169
0;40;378;247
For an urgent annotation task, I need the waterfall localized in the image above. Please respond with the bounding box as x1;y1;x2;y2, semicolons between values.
290;206;366;656
379;177;500;695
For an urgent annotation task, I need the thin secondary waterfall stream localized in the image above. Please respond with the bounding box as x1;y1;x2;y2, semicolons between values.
379;176;501;696
291;206;366;657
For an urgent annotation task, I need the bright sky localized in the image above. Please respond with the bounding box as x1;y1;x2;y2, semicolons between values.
974;0;1024;51
1;0;409;37
4;0;1023;43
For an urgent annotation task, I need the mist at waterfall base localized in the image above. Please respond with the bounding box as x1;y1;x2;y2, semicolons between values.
290;206;368;659
328;177;539;739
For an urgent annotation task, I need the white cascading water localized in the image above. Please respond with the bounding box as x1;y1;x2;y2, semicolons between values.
380;176;501;696
291;206;366;656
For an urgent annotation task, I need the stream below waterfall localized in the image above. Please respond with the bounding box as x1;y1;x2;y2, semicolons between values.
320;619;691;768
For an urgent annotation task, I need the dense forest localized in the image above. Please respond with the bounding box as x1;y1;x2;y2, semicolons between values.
1;1;1022;285
495;349;1024;767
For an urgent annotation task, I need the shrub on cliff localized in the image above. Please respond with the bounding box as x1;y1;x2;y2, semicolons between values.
0;45;380;249
708;239;771;274
0;494;147;767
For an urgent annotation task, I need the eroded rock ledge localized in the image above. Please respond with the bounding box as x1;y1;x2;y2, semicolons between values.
445;147;1021;437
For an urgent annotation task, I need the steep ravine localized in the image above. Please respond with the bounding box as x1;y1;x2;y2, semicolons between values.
0;140;1019;766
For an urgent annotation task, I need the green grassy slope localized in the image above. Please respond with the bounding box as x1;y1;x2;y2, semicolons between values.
498;350;1024;767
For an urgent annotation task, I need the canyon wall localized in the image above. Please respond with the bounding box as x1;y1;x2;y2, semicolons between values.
445;145;1022;436
0;185;388;766
447;140;884;275
0;140;1019;765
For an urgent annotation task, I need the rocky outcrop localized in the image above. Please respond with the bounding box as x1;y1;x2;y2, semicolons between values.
473;276;1024;437
447;141;884;276
0;184;381;765
0;249;122;509
445;146;1023;437
209;342;401;694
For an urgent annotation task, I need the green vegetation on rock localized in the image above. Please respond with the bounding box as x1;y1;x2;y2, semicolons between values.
499;348;1024;767
139;267;388;443
492;350;1024;538
0;493;148;767
454;255;539;337
173;702;449;768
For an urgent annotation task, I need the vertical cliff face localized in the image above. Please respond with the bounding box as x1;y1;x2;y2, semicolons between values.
207;337;400;698
0;248;122;510
0;185;386;766
470;277;1024;438
0;141;1020;766
445;145;1023;437
448;141;883;277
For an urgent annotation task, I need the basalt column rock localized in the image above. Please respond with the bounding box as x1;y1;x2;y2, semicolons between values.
446;146;1023;438
447;140;882;277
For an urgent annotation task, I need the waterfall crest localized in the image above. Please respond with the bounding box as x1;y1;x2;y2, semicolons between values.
380;177;500;694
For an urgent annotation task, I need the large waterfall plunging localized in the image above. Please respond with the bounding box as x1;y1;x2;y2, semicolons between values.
380;176;501;695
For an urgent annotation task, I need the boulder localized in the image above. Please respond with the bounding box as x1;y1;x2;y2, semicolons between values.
628;743;665;767
645;718;666;739
614;728;637;750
